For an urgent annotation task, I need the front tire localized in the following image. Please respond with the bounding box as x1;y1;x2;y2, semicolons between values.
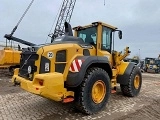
120;66;142;97
75;67;111;114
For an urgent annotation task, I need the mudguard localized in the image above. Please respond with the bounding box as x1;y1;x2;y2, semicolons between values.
117;62;136;85
66;56;112;87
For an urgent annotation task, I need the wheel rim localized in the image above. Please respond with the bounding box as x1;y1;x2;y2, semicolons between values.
134;75;140;89
92;80;106;104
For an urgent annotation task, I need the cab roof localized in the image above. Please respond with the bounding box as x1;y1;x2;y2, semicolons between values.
73;21;117;30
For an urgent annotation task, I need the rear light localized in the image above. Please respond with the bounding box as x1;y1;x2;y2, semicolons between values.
39;80;44;86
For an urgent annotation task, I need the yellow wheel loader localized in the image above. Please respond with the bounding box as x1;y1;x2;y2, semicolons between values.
144;57;156;72
12;21;142;114
147;59;160;73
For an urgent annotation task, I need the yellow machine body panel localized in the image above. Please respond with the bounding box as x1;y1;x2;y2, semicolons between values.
117;62;129;75
0;48;21;66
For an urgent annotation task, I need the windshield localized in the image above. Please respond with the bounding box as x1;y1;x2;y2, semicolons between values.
77;26;97;45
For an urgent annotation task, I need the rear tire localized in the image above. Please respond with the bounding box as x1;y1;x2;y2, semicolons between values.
120;66;142;97
74;67;110;114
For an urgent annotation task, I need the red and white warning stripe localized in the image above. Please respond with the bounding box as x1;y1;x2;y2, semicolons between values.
69;59;83;72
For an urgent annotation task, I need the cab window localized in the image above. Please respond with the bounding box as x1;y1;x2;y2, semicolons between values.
101;27;112;52
77;27;97;45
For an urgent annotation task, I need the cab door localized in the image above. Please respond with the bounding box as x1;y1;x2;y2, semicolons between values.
96;25;113;66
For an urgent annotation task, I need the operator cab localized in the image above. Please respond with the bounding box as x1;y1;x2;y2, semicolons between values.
74;21;122;54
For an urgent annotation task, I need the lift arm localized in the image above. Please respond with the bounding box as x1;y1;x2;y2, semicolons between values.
113;47;131;66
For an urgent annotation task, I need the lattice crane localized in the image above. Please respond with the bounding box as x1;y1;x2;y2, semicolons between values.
50;0;76;42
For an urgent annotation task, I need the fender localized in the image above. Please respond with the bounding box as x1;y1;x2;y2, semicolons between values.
66;56;112;87
117;62;136;85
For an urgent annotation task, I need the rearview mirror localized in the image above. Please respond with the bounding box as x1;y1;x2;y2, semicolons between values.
118;31;122;39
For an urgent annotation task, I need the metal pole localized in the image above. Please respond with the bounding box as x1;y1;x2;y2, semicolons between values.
139;49;140;60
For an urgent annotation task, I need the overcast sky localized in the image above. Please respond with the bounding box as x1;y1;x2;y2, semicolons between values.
0;0;160;59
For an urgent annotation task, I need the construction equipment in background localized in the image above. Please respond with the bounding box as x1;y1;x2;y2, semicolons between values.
12;21;142;114
0;38;36;74
144;57;154;72
147;58;160;73
144;57;160;73
144;55;160;73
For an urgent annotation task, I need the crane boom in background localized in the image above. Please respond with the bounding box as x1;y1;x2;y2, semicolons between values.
50;0;76;43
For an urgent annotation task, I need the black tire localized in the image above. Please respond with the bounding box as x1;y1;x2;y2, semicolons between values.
155;70;157;73
74;67;111;115
155;69;159;73
120;66;142;97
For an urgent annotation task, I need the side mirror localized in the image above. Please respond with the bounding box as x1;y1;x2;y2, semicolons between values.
118;31;122;39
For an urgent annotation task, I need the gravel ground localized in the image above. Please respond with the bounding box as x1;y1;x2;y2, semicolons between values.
0;70;160;120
